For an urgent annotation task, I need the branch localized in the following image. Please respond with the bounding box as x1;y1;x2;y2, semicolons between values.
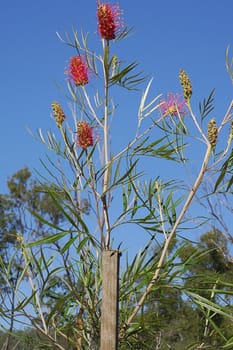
101;40;111;249
120;142;212;336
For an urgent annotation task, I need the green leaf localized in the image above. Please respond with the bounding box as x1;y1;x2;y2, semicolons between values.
26;231;69;247
138;79;162;121
27;208;66;231
223;336;233;348
186;291;233;321
109;61;146;90
199;89;215;122
214;148;233;191
132;136;183;161
61;235;89;254
122;188;128;213
106;159;140;193
15;291;37;311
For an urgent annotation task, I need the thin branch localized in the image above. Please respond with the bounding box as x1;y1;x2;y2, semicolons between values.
82;86;104;128
155;181;168;240
16;234;48;334
120;142;212;335
218;99;233;133
187;101;209;144
111;121;157;163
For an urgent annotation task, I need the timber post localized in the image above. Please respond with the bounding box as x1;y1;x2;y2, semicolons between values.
100;250;121;350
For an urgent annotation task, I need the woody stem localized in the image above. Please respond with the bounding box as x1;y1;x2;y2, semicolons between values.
102;40;111;249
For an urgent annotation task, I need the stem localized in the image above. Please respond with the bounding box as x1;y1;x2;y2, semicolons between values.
82;86;104;128
120;142;212;336
187;101;209;144
5;272;19;350
102;40;111;249
86;150;105;245
17;234;48;334
30;319;67;350
112;121;156;163
59;126;83;177
155;181;167;239
204;279;219;337
218;99;233;133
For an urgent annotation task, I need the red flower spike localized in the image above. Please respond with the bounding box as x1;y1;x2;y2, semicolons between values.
160;93;187;118
97;2;122;40
77;121;94;150
66;56;89;86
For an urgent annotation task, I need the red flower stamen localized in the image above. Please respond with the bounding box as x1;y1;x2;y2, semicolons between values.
160;93;187;118
66;56;89;86
97;2;122;40
77;121;94;150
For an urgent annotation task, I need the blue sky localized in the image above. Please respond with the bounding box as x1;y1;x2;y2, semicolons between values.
1;0;232;179
0;1;233;250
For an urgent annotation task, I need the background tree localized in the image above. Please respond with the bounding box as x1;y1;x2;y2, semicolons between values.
0;168;66;349
179;228;233;348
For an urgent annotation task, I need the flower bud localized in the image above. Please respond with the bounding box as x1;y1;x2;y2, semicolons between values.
51;101;66;127
208;118;218;148
179;69;192;101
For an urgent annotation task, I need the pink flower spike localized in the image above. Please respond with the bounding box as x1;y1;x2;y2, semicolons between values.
160;93;187;118
66;56;89;86
97;2;123;40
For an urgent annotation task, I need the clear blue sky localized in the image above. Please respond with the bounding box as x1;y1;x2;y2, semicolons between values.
0;1;232;250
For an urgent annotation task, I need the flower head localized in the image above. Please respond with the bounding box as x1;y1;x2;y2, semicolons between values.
66;56;89;86
208;118;218;148
77;121;94;150
160;93;187;118
51;101;66;127
97;2;122;40
179;69;192;101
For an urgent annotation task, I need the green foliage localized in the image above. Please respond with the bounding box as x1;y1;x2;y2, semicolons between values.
199;89;215;122
1;3;233;350
1;171;233;349
214;148;233;192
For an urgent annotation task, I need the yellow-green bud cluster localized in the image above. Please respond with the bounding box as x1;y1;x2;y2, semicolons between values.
51;101;66;127
227;120;233;144
179;69;192;101
230;120;233;138
208;118;218;148
111;55;118;77
112;55;118;68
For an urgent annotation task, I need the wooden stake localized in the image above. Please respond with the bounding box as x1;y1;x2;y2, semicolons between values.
100;250;120;350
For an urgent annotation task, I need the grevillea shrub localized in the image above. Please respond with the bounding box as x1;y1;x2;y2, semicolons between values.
1;2;233;349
